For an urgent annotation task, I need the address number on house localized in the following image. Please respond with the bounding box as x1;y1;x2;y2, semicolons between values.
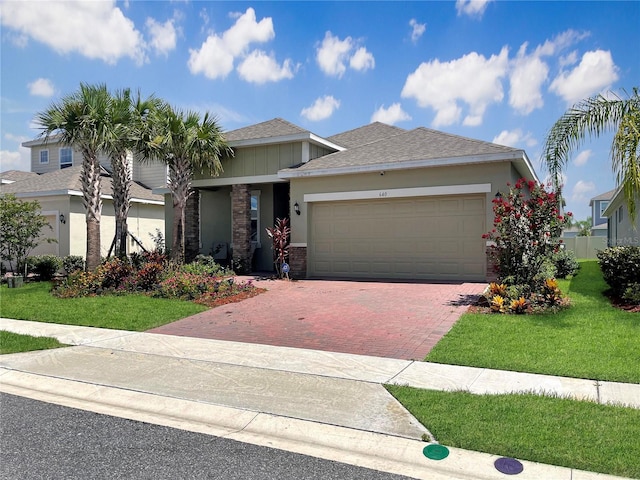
378;191;389;197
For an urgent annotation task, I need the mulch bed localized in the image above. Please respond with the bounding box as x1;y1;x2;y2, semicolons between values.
195;287;267;308
606;293;640;313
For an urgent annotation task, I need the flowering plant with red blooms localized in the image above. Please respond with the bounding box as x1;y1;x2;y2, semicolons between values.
484;179;571;287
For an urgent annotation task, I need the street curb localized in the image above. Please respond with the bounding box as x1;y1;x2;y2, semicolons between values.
0;368;627;480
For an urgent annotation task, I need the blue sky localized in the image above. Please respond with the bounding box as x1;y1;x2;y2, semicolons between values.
1;0;638;220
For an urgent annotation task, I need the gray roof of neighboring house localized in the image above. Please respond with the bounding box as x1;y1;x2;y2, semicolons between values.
224;118;309;142
281;127;521;173
589;189;616;205
327;122;406;149
0;166;163;203
0;170;39;183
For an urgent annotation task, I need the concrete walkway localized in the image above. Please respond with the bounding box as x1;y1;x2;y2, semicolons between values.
1;318;637;479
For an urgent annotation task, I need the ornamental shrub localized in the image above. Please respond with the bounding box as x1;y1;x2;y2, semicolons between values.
597;246;640;295
27;255;62;281
62;255;85;275
551;248;580;279
483;179;571;288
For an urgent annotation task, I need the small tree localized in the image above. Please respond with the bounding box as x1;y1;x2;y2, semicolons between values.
0;194;56;275
266;217;290;278
483;179;571;287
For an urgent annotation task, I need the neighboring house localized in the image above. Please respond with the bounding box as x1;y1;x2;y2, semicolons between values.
561;226;581;239
603;188;640;247
161;118;539;282
589;189;615;237
1;136;166;264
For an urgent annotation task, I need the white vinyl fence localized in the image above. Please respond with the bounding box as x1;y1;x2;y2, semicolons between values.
562;236;608;259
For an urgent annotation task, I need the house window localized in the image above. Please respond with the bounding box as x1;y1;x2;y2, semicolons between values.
599;201;609;217
619;206;624;223
60;148;73;168
39;150;49;164
251;191;261;247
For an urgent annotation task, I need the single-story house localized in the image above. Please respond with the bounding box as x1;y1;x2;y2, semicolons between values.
603;187;639;247
589;189;615;237
0;166;165;262
163;118;538;282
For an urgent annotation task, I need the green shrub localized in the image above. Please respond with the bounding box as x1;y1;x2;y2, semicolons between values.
27;255;62;281
62;255;85;274
181;254;231;277
597;246;640;294
552;248;580;278
97;257;133;289
622;283;640;305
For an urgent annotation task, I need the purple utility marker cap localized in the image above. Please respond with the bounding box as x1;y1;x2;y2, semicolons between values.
494;457;524;475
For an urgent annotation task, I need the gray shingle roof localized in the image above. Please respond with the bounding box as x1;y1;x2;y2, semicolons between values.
327;122;406;149
0;170;39;183
224;118;309;142
282;127;520;173
0;166;163;203
590;189;615;202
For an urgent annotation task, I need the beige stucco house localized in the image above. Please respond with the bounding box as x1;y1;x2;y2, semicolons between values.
603;188;640;247
163;118;539;282
1;137;166;263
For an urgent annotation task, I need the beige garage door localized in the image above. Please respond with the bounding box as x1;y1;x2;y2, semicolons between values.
309;195;486;281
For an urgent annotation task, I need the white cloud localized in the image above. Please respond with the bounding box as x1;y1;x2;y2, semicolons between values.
188;7;276;80
237;50;295;84
146;18;177;57
456;0;492;18
509;43;548;115
573;149;592;167
349;47;375;72
409;19;426;43
0;0;146;65
492;129;537;148
371;103;412;125
550;50;619;104
27;78;55;97
301;95;340;121
316;32;375;78
570;180;597;204
559;50;579;67
401;47;509;127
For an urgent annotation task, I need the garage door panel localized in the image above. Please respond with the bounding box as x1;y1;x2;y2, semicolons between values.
309;195;486;281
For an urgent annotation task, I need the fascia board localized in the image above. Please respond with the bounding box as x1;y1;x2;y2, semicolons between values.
228;132;345;152
192;174;286;188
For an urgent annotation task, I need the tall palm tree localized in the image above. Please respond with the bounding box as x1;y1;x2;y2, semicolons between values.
36;83;111;271
143;103;232;263
103;89;160;258
542;87;640;222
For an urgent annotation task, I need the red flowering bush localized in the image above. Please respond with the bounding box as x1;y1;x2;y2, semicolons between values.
483;179;571;288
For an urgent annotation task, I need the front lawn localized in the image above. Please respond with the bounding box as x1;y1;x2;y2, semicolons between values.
426;260;640;383
0;330;68;354
386;386;640;478
0;282;207;331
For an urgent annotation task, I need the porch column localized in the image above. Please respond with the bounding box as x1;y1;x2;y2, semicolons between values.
184;189;200;263
232;184;252;274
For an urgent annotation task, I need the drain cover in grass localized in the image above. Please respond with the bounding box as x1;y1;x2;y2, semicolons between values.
423;444;449;460
494;457;523;474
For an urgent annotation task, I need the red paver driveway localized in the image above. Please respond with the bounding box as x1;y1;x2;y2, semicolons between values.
149;278;485;360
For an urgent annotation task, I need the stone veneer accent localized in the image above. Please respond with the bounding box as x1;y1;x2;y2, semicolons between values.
289;246;307;279
184;189;200;264
232;184;252;274
485;246;498;282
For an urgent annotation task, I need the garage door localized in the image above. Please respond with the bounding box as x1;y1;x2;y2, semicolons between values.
308;195;486;281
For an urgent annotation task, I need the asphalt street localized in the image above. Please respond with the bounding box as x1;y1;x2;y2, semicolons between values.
0;393;414;480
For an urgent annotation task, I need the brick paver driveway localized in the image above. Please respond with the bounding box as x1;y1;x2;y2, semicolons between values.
149;278;485;360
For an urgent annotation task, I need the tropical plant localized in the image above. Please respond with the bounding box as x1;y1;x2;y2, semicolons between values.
266;217;291;278
27;255;62;280
542;87;640;222
36;83;112;271
141;103;231;263
0;195;55;275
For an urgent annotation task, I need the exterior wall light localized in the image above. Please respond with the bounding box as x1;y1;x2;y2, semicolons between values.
59;213;66;224
294;202;301;215
495;192;502;199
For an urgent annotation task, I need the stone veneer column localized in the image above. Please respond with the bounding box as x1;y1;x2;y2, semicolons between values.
232;184;251;274
184;189;200;264
289;245;307;279
485;245;498;282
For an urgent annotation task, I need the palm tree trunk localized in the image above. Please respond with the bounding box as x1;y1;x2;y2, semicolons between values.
81;150;102;271
111;151;131;258
168;156;192;264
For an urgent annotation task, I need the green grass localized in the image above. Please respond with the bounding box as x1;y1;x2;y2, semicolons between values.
426;260;640;383
386;386;640;478
0;330;68;354
0;282;208;331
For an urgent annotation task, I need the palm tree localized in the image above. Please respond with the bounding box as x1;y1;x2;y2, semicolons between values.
142;103;232;263
36;83;111;271
542;87;640;222
103;89;160;258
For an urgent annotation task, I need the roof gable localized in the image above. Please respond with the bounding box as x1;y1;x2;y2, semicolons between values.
224;118;309;142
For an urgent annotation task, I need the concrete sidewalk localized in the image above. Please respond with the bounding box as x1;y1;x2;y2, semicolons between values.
0;318;636;479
